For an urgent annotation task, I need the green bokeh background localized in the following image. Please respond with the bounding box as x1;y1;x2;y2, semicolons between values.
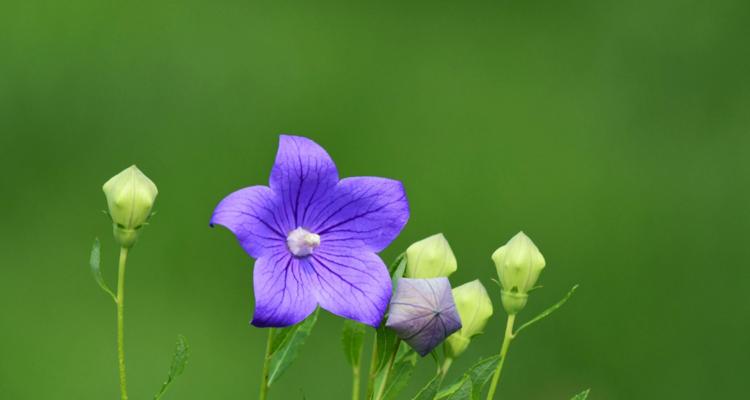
1;0;748;399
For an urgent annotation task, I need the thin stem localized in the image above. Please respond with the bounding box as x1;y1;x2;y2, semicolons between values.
373;339;401;400
365;334;379;399
486;314;516;400
440;357;454;378
259;328;274;400
350;326;366;400
487;314;516;400
116;247;129;400
351;362;361;400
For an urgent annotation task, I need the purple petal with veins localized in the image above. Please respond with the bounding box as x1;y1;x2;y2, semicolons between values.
211;135;409;328
386;278;462;356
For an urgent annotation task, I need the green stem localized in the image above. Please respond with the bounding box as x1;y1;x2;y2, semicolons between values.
373;339;401;400
365;334;379;399
259;328;274;400
440;357;454;378
352;362;361;400
486;314;515;400
116;247;129;400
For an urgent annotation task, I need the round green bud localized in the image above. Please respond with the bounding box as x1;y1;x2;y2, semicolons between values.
102;165;158;248
405;233;457;278
445;280;493;358
491;231;545;315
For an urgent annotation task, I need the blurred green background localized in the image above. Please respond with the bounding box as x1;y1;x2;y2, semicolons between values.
1;0;748;399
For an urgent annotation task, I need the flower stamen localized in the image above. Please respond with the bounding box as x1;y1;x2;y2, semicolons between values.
287;227;321;257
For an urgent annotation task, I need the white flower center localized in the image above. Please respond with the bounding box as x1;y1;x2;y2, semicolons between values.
287;227;321;257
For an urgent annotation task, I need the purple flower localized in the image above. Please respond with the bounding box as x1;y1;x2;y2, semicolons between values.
386;278;462;356
210;135;410;328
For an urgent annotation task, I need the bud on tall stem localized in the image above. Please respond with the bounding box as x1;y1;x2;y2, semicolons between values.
102;165;158;248
491;231;546;315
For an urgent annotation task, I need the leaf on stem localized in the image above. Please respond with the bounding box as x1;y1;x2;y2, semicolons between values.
153;335;190;400
389;253;407;289
375;325;399;374
437;376;473;400
388;253;406;275
342;319;367;367
267;308;319;386
411;374;442;400
381;350;418;400
436;355;500;400
570;389;591;399
514;284;579;337
89;238;116;301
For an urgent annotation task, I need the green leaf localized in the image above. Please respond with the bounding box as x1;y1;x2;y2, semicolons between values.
381;351;418;400
388;252;406;275
375;324;399;374
267;308;319;386
570;389;590;400
373;253;407;376
466;356;500;400
89;238;116;301
411;374;443;400
514;285;579;336
439;376;473;400
436;355;500;400
436;380;462;400
153;335;190;400
374;253;407;376
342;320;367;367
389;253;407;289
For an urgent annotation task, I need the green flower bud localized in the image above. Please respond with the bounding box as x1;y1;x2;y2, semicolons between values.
102;165;158;248
491;231;546;315
445;280;493;358
404;233;458;278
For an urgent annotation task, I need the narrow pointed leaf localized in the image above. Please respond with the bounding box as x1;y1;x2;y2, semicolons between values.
388;253;406;276
153;335;190;400
89;238;116;301
436;355;500;400
515;285;579;336
436;380;463;400
381;351;418;400
412;374;443;400
267;308;319;386
342;320;367;367
466;356;501;400
375;324;399;374
269;324;293;354
390;253;407;289
571;389;590;400
438;376;473;400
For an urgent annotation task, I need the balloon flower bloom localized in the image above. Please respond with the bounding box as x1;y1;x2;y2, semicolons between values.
211;135;410;328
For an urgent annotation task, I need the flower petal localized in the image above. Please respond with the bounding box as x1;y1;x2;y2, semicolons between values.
210;185;287;258
307;247;392;327
251;251;318;327
270;135;339;229
309;177;409;253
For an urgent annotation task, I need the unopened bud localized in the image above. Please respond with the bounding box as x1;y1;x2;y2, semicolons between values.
491;231;545;314
102;165;158;248
445;280;493;358
405;233;457;278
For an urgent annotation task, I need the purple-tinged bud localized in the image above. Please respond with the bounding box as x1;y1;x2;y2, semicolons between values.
385;278;462;356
